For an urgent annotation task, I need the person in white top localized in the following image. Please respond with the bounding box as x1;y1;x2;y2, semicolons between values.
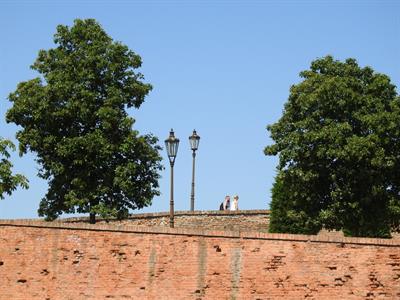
230;195;239;211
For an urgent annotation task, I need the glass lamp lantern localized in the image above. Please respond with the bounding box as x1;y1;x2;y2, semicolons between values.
189;130;200;151
165;129;180;166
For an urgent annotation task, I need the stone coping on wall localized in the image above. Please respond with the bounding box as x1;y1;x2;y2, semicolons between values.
0;209;270;223
60;209;271;223
0;218;399;247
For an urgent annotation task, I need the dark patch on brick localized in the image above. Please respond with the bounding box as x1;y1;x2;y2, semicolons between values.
17;279;27;283
264;255;286;271
15;247;20;251
274;275;290;288
135;250;141;256
305;294;313;298
327;266;337;270
41;269;49;275
369;272;384;289
140;287;145;290
0;261;3;266
334;274;353;287
319;283;329;287
110;249;127;261
214;245;221;252
72;249;84;264
274;280;283;288
334;277;345;286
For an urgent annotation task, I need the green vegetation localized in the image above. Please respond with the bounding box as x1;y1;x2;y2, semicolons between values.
0;138;28;199
266;56;400;238
6;19;163;223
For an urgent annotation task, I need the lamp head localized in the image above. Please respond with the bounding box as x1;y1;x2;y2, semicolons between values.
189;129;200;151
165;129;179;165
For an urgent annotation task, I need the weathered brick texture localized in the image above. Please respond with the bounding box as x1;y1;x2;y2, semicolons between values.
63;210;271;233
0;221;399;299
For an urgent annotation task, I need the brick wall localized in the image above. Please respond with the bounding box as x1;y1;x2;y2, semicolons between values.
63;210;271;233
0;221;399;299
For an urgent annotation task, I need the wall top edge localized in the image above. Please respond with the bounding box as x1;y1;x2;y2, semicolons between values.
0;209;271;223
0;219;398;247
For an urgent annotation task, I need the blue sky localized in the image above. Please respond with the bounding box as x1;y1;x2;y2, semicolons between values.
0;0;399;219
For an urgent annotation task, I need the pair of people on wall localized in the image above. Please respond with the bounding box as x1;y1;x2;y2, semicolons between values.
219;195;239;211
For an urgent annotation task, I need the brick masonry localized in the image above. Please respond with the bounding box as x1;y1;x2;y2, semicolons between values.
63;210;271;233
0;216;399;299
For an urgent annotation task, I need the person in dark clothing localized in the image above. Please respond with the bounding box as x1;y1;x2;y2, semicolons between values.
219;195;230;210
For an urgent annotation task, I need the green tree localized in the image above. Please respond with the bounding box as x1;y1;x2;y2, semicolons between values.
0;138;29;199
6;19;163;223
265;56;400;238
268;172;321;234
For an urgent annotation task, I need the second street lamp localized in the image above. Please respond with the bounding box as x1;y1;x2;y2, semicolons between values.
189;129;200;211
165;129;179;228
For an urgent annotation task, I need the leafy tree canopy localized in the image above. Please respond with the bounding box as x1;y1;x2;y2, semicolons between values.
265;56;400;237
0;138;29;199
6;19;163;223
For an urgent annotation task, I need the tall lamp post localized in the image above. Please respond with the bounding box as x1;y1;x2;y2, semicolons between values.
165;129;179;228
189;130;200;211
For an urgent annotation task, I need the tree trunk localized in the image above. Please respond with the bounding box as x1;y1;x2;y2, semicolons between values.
89;212;96;224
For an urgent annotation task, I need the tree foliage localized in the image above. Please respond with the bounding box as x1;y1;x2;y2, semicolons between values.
0;138;29;199
266;56;400;237
6;19;163;222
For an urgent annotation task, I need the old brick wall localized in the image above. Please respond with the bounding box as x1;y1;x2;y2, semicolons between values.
0;221;399;299
63;210;271;233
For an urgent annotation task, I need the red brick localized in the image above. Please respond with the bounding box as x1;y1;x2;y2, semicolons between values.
0;220;399;299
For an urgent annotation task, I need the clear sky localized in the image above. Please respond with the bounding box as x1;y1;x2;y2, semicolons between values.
0;0;399;219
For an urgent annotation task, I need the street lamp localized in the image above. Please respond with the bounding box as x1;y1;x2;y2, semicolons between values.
189;129;200;211
165;129;180;228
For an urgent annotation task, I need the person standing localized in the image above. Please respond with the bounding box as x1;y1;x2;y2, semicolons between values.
230;195;239;211
219;195;230;210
